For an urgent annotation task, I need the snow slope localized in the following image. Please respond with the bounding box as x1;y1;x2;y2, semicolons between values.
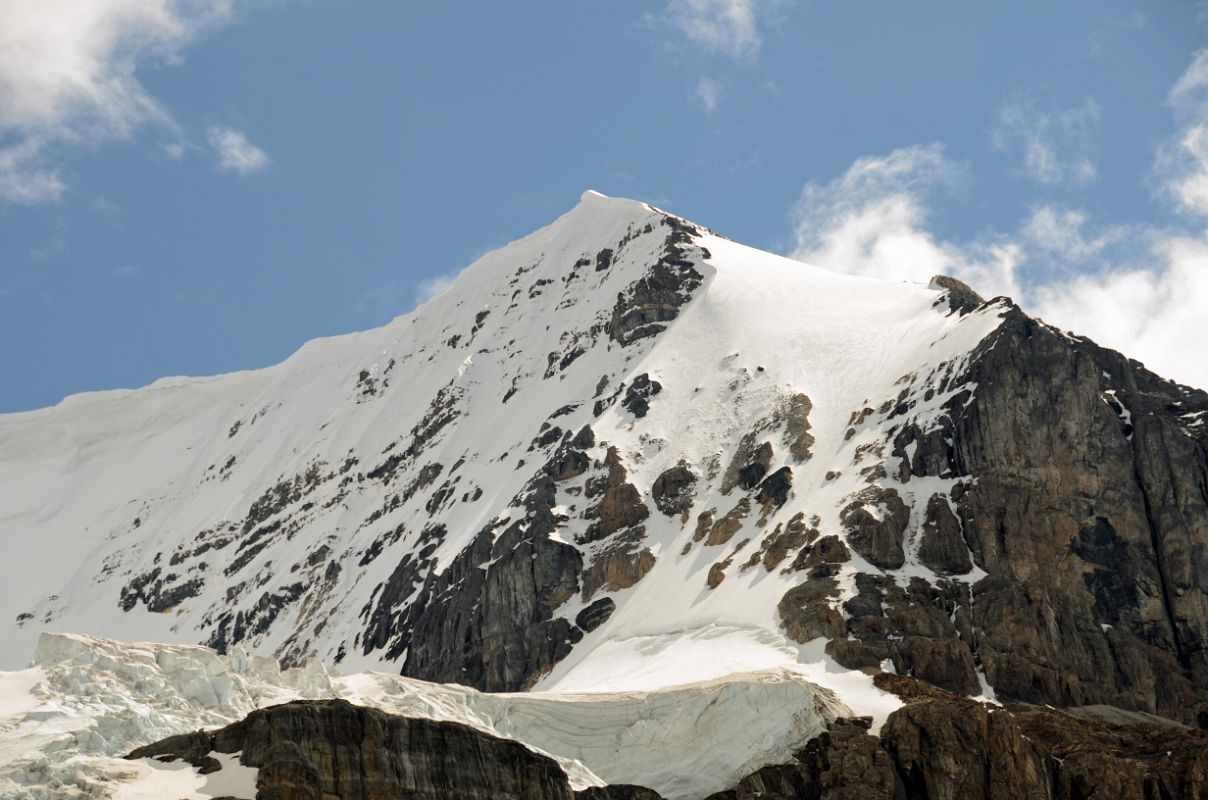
0;190;1008;729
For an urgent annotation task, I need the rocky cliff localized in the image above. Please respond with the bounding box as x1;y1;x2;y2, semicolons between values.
804;301;1208;725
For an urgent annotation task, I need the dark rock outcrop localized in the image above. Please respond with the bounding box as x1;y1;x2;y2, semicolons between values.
840;487;909;570
607;217;706;346
575;597;616;632
128;699;578;800
917;494;972;575
397;477;582;692
929;274;984;315
581;447;650;544
622;374;662;418
714;675;1208;800
931;307;1208;724
651;463;696;518
581;539;656;600
755;466;793;509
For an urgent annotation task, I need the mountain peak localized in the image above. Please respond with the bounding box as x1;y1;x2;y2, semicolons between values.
3;193;1206;746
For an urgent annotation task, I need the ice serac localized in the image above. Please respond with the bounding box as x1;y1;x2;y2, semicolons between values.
0;634;844;799
1;188;1208;743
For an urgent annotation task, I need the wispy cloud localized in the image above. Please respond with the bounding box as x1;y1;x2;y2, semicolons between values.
662;0;784;62
1161;49;1208;216
652;0;787;116
695;76;723;114
0;0;239;204
207;126;269;175
1020;206;1127;265
0;140;64;204
990;94;1101;186
1169;49;1208;102
414;272;457;307
788;52;1208;393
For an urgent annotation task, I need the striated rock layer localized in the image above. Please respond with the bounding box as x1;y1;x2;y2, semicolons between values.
128;699;578;800
127;685;1208;800
712;674;1208;800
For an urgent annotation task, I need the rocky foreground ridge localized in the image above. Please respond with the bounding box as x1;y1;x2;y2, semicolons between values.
130;681;1208;800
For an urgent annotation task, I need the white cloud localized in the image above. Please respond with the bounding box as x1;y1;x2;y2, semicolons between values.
1170;49;1208;103
789;144;1022;299
1020;205;1128;265
207;126;269;175
695;77;723;114
990;95;1101;186
0;139;64;204
1165;123;1208;215
1028;235;1208;388
0;0;238;203
1161;50;1208;217
662;0;784;62
787;139;1208;390
667;0;757;61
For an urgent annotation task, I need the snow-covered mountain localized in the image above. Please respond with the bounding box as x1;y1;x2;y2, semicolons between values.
2;189;1207;737
0;190;992;688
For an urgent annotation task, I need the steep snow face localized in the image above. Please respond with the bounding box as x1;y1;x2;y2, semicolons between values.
0;191;1007;710
0;634;846;800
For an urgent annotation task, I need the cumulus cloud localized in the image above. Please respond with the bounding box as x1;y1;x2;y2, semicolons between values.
790;143;1022;299
0;0;238;203
207;126;269;175
990;94;1101;186
1027;235;1208;387
788;125;1208;390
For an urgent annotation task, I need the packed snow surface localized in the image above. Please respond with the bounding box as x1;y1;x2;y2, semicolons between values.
0;634;847;799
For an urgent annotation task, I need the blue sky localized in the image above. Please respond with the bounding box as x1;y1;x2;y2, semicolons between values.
2;1;1207;412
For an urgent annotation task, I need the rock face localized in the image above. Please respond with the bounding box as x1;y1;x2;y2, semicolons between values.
380;471;586;692
710;675;1208;800
937;308;1208;724
775;302;1208;729
840;487;909;570
128;698;579;800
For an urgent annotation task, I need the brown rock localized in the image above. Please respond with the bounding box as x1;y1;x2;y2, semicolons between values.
651;463;696;518
782;393;816;462
706;498;751;546
128;699;579;800
582;542;656;601
841;487;909;570
917;494;973;575
580;447;650;544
